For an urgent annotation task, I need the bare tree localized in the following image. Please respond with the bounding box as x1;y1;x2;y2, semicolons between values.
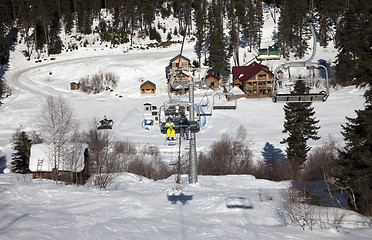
113;140;137;171
302;137;340;181
198;127;254;175
40;96;77;182
85;119;119;189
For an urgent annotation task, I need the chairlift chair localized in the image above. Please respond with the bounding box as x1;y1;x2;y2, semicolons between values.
97;118;114;129
272;62;329;103
159;100;201;134
272;21;329;103
212;91;237;110
198;91;213;116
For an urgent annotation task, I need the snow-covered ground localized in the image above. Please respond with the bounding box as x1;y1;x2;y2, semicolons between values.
1;172;372;239
1;7;371;239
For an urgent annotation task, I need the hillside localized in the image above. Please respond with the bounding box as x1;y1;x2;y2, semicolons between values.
0;2;371;239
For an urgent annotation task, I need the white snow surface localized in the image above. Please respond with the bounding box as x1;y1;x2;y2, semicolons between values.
1;173;372;239
1;8;371;239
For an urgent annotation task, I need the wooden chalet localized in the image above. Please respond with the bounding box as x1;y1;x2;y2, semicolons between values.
165;54;193;90
70;81;80;90
140;80;156;94
29;143;90;184
232;62;278;98
204;74;220;89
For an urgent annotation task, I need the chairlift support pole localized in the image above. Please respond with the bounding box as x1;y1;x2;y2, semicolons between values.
188;82;198;184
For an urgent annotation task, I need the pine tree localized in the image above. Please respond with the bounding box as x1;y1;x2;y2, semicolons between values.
11;130;32;174
254;0;264;48
60;0;75;33
227;1;237;59
207;0;229;78
281;81;320;179
277;0;309;58
338;92;372;214
0;0;13;64
142;0;155;30
334;7;360;86
336;0;372;215
243;0;255;52
194;0;207;66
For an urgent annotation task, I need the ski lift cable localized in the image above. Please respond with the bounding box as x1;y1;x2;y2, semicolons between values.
176;0;193;69
168;0;193;100
198;85;211;106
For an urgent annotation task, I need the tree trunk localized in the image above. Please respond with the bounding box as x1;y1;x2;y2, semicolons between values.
42;18;49;56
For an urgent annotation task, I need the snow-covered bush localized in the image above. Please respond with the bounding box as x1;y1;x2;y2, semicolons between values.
79;72;119;94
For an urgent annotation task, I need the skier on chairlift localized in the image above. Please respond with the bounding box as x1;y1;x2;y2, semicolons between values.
165;117;175;140
179;114;190;140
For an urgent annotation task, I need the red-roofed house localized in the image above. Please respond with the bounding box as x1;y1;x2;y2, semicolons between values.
232;62;278;98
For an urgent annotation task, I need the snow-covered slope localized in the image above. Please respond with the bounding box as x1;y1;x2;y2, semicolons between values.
1;173;371;239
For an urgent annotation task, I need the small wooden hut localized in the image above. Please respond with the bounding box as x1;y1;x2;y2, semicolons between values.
70;81;80;90
204;74;220;89
140;80;156;94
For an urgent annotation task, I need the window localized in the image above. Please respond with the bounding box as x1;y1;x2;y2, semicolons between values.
258;73;266;80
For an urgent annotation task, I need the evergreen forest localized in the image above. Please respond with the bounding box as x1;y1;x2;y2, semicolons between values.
0;0;370;84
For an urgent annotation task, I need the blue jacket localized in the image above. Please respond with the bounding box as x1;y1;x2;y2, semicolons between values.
179;118;189;126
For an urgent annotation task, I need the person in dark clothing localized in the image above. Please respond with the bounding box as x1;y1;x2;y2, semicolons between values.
179;114;190;140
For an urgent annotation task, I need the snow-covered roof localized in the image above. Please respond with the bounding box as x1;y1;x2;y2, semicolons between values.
230;86;244;94
179;70;194;78
29;143;88;172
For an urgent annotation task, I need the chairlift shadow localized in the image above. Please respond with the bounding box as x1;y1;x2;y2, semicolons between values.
226;197;253;209
167;192;193;205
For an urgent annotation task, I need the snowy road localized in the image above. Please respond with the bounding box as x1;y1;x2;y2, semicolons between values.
5;48;184;97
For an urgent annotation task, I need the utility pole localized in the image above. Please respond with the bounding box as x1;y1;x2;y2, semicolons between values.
188;82;198;184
